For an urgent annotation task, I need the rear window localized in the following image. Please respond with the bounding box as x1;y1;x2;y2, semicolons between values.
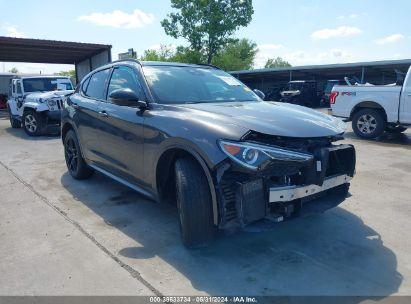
85;69;110;100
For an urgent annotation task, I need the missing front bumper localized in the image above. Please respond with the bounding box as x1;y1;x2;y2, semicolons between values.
217;143;356;229
269;174;352;203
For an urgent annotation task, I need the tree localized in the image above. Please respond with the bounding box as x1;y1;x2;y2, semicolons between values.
264;57;292;68
161;0;254;64
140;45;175;61
9;67;18;73
140;45;204;64
57;70;76;78
139;40;257;71
212;39;257;71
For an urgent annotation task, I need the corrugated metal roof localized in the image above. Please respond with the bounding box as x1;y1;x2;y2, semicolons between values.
230;59;411;75
0;36;111;64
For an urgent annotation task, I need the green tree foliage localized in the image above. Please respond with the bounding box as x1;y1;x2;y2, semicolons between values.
161;0;254;63
140;45;176;61
8;67;18;73
212;39;257;71
139;39;257;71
172;46;204;64
264;57;292;68
140;45;203;63
56;70;76;78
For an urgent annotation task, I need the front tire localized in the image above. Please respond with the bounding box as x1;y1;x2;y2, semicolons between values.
64;130;94;180
23;110;44;136
175;157;215;248
352;108;385;139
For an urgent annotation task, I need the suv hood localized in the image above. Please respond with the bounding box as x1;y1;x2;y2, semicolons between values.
25;90;74;100
179;101;346;138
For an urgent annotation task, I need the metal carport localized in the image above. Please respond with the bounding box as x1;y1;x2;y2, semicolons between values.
230;59;411;100
0;36;112;82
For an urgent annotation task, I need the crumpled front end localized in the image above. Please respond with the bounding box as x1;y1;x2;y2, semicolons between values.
214;131;356;229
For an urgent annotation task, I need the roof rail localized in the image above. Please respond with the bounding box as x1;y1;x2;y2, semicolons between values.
110;58;141;65
109;59;221;70
195;63;221;70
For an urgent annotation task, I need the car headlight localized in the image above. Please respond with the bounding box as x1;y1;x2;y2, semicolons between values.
219;140;313;170
47;99;57;107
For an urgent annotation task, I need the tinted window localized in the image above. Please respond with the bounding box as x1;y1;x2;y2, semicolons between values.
107;66;142;99
142;66;259;104
85;69;110;99
81;77;90;93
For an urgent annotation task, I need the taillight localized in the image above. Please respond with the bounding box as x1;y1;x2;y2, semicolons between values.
330;91;339;104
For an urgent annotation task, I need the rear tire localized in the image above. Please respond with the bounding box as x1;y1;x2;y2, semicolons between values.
23;110;44;136
352;108;385;139
8;106;21;128
175;157;215;248
64;130;94;180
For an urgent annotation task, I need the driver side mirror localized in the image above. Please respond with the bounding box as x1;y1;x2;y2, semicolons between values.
253;89;265;100
108;88;146;108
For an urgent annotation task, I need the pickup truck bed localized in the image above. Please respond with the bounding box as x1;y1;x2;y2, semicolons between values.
331;85;402;123
330;67;411;139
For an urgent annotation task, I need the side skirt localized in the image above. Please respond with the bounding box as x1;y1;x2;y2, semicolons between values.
88;163;155;201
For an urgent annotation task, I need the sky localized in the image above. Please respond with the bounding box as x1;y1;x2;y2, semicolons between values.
0;0;410;74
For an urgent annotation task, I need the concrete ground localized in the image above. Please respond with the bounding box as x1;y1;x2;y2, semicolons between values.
0;109;410;297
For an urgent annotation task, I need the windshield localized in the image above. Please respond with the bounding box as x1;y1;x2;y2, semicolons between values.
22;78;73;93
142;66;260;104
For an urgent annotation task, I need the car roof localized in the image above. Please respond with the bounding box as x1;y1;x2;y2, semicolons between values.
83;59;221;83
111;59;218;69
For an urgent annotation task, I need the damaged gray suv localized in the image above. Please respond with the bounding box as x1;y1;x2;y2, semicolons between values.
61;60;356;248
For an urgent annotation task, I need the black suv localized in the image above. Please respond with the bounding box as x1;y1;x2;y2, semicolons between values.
62;60;355;248
280;80;321;108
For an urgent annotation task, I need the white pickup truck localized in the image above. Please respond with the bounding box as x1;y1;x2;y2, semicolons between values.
330;67;411;139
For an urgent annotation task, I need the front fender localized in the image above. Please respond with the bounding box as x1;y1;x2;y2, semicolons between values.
23;102;49;112
153;139;223;225
7;99;19;115
155;137;227;171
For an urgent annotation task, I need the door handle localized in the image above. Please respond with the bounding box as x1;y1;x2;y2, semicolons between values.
98;110;109;118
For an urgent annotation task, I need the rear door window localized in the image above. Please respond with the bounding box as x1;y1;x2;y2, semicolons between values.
85;69;110;100
81;76;91;93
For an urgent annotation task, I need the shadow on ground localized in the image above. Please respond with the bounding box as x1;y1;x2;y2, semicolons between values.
4;124;60;141
344;130;411;148
60;171;403;297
